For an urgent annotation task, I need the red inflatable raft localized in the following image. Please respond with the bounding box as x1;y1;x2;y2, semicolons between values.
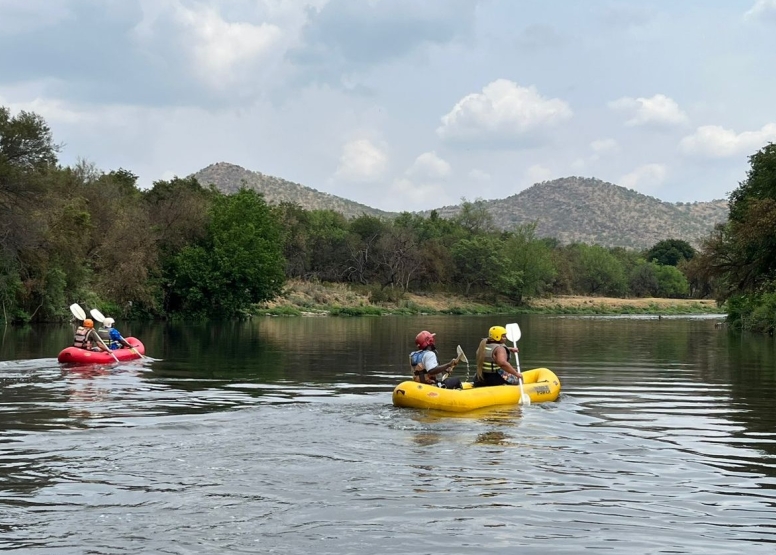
57;337;145;364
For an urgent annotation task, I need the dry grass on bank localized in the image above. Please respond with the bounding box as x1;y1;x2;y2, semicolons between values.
256;280;721;315
528;295;720;312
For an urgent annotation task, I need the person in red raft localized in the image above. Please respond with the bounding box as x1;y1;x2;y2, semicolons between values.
409;330;462;389
97;317;133;350
72;319;110;352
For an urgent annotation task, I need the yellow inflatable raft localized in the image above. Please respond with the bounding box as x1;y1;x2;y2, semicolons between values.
392;368;561;412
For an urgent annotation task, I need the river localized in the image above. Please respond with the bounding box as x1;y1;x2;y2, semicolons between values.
1;314;775;554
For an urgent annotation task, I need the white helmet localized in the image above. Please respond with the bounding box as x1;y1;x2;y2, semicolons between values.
103;317;115;328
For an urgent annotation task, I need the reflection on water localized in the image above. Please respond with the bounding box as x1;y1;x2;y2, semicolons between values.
1;315;776;553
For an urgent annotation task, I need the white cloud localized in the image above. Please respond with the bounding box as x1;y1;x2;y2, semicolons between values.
173;5;284;88
437;79;572;143
406;151;451;179
619;163;667;192
590;138;619;154
390;177;447;207
744;0;776;21
333;139;388;182
570;158;587;171
679;123;776;158
133;0;294;93
609;94;689;127
525;164;554;184
589;138;619;162
469;169;491;182
0;87;142;127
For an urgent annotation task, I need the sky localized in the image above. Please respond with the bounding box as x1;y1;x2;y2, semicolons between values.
1;0;775;212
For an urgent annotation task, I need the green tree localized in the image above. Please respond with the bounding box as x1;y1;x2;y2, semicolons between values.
451;235;505;295
573;244;627;296
145;176;213;255
696;143;776;331
0;106;63;321
629;260;659;297
645;239;696;267
166;189;285;317
344;215;386;284
654;264;690;298
452;198;495;235
501;223;557;303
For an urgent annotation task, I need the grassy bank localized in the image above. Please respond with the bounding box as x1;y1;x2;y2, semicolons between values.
251;280;722;317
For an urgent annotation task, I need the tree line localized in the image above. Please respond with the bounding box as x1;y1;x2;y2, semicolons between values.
3;105;771;328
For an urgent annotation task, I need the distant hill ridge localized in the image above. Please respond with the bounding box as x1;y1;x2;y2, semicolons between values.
192;162;391;219
192;163;728;249
430;177;728;248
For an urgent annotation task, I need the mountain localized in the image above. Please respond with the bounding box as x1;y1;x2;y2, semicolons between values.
192;163;728;250
192;162;393;219
429;177;728;249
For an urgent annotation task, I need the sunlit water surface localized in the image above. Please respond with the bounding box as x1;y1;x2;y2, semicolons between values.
2;315;775;554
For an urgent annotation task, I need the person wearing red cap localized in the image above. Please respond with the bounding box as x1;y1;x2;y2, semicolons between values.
410;330;462;389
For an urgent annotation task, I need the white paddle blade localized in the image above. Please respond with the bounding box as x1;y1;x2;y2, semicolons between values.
90;308;106;323
456;345;469;364
522;394;532;406
69;303;86;321
506;322;521;343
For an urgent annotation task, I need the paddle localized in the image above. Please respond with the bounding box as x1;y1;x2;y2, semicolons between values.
505;322;531;406
69;303;86;321
69;303;119;362
90;308;148;360
456;344;470;382
440;345;468;382
456;345;469;365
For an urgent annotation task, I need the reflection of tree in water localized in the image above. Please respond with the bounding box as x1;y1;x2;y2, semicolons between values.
475;431;512;446
412;433;441;447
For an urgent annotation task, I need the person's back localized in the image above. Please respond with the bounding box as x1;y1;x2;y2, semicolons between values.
73;319;102;351
100;317;131;350
73;325;92;350
410;330;461;389
97;324;113;347
474;326;521;387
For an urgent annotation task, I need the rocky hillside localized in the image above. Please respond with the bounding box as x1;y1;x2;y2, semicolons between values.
192;163;728;249
192;162;393;219
431;177;728;248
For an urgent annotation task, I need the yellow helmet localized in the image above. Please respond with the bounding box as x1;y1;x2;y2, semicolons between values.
488;325;507;341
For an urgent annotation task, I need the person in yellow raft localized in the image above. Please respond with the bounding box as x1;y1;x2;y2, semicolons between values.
410;330;463;389
474;325;522;387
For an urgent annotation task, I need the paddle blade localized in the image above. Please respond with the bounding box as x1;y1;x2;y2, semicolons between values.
456;345;469;364
506;322;521;343
90;308;106;323
69;303;86;321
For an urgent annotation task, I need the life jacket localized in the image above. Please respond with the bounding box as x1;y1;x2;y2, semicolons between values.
481;341;507;373
98;327;120;350
73;326;93;349
410;349;434;384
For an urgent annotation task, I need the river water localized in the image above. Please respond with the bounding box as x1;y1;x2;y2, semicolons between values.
1;314;775;554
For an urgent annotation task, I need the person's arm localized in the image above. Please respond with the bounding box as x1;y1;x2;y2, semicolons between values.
428;357;458;376
111;328;131;348
493;345;521;378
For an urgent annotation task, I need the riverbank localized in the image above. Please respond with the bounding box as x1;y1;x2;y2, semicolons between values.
252;280;722;317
